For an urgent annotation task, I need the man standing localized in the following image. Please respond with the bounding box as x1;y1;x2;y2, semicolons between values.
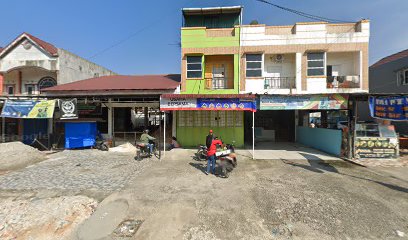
140;129;156;156
206;136;222;175
206;130;214;149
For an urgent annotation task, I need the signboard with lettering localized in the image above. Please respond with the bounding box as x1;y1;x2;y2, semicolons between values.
1;100;56;118
369;96;408;121
355;137;398;159
259;94;348;110
160;97;256;112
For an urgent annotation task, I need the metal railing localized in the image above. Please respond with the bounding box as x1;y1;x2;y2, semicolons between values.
327;76;360;88
205;77;231;90
264;77;296;89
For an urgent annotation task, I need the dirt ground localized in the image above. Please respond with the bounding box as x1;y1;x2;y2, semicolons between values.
0;145;407;239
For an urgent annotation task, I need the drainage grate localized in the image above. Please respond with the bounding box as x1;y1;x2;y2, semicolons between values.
113;219;144;237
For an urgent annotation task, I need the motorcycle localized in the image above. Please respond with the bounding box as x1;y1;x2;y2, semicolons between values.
195;144;208;161
94;135;109;151
216;143;237;178
135;140;158;161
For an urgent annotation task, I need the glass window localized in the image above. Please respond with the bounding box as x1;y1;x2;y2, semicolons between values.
186;56;202;79
307;52;325;76
25;84;35;95
6;85;14;95
404;70;408;85
38;77;57;90
246;54;262;77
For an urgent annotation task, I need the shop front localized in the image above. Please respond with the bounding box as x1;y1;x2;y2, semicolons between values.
259;94;350;157
160;94;257;149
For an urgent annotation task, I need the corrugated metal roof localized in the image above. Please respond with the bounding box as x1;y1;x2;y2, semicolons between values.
371;49;408;68
43;74;180;92
162;94;255;99
182;6;242;15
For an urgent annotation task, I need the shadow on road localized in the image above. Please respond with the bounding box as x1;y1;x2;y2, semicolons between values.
189;162;207;174
283;153;408;194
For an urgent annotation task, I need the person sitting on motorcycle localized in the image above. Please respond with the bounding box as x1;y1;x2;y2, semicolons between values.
140;129;156;155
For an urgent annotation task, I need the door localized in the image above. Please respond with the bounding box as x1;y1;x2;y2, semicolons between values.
23;119;48;144
265;66;282;88
212;66;226;89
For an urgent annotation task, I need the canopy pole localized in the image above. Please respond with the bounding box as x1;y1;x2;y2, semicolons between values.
252;111;255;160
163;111;166;159
1;116;5;143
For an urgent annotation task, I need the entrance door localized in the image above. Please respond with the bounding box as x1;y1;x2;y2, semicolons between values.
265;66;282;88
212;66;226;89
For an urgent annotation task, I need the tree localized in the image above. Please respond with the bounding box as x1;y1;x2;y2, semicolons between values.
250;20;259;25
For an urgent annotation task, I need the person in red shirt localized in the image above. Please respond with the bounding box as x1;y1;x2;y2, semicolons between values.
206;134;223;175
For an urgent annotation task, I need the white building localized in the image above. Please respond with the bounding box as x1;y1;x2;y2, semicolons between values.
0;32;115;96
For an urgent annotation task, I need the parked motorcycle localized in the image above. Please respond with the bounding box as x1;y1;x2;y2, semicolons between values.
94;135;109;151
135;140;158;161
216;142;237;178
195;144;208;161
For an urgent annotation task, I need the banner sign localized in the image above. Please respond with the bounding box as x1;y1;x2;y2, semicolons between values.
59;99;78;119
369;96;408;121
355;137;398;159
1;100;55;119
160;97;256;112
260;94;348;110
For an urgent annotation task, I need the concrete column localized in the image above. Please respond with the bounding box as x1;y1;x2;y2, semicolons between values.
18;71;22;94
144;107;149;129
295;53;302;93
1;116;5;143
172;111;177;138
0;73;4;94
107;99;112;137
359;50;363;89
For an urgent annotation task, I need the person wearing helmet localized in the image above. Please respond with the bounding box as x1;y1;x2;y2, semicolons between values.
140;129;156;155
206;134;222;175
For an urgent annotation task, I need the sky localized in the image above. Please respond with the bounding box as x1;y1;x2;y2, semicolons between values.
0;0;407;75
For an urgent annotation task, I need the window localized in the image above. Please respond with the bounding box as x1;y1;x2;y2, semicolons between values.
397;69;408;85
186;56;202;78
307;52;325;76
25;84;36;95
38;77;57;91
6;85;15;95
246;54;262;77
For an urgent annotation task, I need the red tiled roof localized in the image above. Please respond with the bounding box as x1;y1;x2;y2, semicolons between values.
162;94;256;99
43;74;181;91
0;32;58;57
0;47;3;53
24;32;58;56
371;49;408;68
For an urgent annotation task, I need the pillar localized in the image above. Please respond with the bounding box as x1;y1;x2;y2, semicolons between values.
144;107;149;128
18;71;22;94
1;116;5;142
295;52;302;93
108;99;112;137
0;73;4;94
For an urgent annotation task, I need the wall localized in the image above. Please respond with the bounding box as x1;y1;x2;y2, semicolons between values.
183;54;240;94
57;49;116;85
3;68;57;94
327;52;359;76
296;126;342;156
0;40;58;72
176;111;244;147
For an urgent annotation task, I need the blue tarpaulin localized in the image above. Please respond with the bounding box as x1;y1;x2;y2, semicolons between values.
65;122;97;149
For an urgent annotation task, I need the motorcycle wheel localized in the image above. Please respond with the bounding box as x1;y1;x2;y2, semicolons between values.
100;144;109;151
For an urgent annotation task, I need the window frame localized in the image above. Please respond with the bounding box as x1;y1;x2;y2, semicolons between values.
404;69;408;85
25;84;36;95
246;53;263;78
186;56;203;79
5;84;15;95
307;52;326;77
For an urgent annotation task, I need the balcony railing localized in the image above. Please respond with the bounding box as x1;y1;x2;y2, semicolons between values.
264;77;296;89
327;76;360;88
205;77;231;90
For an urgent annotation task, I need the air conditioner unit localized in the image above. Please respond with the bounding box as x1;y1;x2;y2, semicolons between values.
274;54;284;63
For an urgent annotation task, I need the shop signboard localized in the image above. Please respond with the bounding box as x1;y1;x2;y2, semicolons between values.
355;137;398;159
259;94;348;110
369;96;408;121
160;97;256;112
59;99;78;119
77;104;102;116
1;100;55;118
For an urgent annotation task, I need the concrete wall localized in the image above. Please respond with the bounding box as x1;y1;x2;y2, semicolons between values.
57;49;116;85
0;40;58;72
3;68;57;94
296;126;342;156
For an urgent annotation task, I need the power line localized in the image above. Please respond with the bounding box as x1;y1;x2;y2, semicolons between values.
254;0;355;23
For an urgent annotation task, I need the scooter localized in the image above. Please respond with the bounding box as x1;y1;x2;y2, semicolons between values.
94;135;109;151
195;144;208;161
216;143;237;178
135;140;157;161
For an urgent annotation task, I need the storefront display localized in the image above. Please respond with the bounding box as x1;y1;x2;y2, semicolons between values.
355;123;399;159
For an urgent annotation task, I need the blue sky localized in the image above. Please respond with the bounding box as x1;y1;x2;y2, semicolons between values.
1;0;407;74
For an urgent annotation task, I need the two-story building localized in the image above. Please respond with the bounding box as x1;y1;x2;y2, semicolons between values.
165;5;371;157
0;32;115;143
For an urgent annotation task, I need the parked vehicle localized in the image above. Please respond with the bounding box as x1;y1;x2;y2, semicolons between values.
94;135;109;151
195;144;208;161
216;142;237;178
135;140;158;160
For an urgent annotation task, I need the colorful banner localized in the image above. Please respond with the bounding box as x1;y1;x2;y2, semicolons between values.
160;97;256;112
259;94;348;110
369;96;408;121
59;99;78;119
355;137;398;159
1;100;56;118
